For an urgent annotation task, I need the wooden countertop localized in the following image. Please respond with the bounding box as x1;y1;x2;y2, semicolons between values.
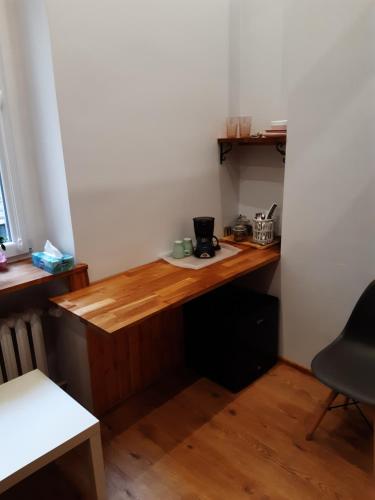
51;244;280;335
0;259;88;297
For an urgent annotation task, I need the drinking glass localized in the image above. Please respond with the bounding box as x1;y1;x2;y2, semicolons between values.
226;117;239;138
239;116;252;138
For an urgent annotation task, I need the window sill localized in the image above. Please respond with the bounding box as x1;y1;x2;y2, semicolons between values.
0;259;88;297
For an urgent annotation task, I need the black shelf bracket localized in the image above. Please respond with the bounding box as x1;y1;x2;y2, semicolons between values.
219;142;233;164
219;140;286;164
275;142;286;163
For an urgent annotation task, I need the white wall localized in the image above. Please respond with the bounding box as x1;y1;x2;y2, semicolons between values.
1;1;83;404
0;1;74;256
234;0;375;370
238;150;285;236
13;0;75;255
233;0;287;235
5;0;372;375
44;0;234;281
229;0;288;306
281;0;375;366
239;0;287;133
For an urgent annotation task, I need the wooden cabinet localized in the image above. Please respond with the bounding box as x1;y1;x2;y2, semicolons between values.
87;308;184;415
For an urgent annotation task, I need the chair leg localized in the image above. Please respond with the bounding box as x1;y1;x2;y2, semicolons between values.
365;405;375;476
362;405;375;476
306;390;338;441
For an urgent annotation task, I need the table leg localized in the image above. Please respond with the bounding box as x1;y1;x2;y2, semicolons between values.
88;429;106;500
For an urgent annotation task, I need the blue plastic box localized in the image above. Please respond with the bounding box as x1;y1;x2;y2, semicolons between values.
32;252;74;274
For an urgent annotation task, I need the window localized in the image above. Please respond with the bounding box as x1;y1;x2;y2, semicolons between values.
0;173;10;241
0;60;27;257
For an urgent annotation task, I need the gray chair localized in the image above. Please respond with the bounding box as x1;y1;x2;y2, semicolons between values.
306;281;375;447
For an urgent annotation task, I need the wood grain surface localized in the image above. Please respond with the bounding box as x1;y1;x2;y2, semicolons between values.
222;234;281;250
101;362;374;499
0;259;89;297
87;308;185;415
5;363;374;499
218;136;286;145
51;245;280;335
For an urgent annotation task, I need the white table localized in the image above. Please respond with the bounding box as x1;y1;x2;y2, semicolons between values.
0;370;106;499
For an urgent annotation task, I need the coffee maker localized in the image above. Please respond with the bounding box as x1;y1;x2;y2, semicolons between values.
193;217;220;258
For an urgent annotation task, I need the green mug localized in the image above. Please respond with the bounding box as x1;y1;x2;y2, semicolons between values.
172;240;185;259
183;238;193;256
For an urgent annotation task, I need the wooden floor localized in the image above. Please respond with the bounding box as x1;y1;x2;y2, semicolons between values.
2;363;375;499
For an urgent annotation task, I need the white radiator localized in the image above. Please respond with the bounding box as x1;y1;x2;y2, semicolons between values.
0;312;48;384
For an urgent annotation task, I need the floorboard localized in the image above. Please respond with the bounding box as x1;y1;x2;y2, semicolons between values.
2;363;375;499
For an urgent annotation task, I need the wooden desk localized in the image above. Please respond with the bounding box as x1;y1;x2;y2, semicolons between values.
51;245;280;334
51;244;280;414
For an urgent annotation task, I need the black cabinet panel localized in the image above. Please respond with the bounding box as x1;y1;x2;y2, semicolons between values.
184;286;279;392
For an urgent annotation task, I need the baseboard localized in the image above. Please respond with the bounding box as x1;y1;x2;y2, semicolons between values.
279;356;313;377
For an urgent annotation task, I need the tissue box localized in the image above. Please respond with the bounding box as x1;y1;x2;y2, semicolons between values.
32;252;74;274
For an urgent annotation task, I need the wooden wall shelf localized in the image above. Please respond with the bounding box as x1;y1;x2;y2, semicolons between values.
0;259;89;297
218;136;287;164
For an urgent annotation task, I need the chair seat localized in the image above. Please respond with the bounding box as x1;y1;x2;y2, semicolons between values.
312;336;375;406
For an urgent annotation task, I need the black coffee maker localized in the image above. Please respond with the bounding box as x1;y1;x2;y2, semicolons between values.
193;217;220;258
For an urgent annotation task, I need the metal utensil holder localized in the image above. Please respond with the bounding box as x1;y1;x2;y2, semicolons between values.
252;218;274;245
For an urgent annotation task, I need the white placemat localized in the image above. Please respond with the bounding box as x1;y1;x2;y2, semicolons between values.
162;243;242;270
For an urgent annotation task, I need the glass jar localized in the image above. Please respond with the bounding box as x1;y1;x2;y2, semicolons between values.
232;224;248;242
235;215;251;235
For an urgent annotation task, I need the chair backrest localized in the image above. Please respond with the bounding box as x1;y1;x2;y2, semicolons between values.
343;281;375;344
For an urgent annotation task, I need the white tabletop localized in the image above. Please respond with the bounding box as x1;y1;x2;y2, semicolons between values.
0;370;98;482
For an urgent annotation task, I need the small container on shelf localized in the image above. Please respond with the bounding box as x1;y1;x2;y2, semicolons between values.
226;117;239;138
232;225;248;242
252;218;274;246
239;116;252;138
0;251;7;271
235;214;252;235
